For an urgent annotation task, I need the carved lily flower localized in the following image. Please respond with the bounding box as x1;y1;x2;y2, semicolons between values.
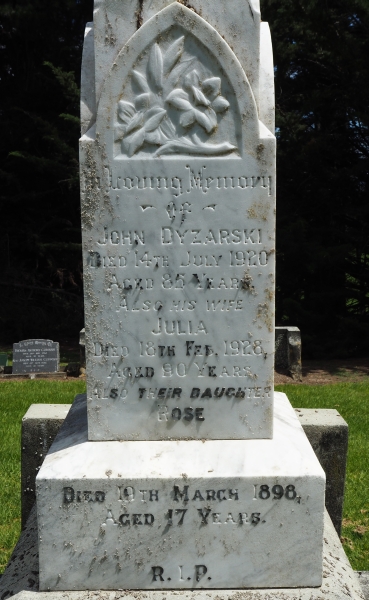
116;99;167;156
166;69;230;133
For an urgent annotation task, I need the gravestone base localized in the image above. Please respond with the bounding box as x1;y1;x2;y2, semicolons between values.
0;372;67;380
0;506;364;600
36;392;325;591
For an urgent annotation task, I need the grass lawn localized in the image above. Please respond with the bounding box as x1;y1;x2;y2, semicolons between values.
0;380;86;572
0;380;368;573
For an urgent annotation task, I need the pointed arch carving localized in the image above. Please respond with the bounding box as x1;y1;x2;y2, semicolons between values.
96;2;259;159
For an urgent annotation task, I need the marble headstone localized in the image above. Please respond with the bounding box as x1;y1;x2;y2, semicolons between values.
81;0;276;441
13;340;59;374
36;0;326;591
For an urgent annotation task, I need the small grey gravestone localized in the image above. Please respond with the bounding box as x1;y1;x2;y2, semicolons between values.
12;340;59;374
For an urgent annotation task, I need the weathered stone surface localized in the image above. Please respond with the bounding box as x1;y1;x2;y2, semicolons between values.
0;507;364;600
259;23;274;134
21;404;71;528
358;572;369;600
32;372;66;379
79;328;86;366
92;1;261;112
36;392;325;590
17;402;349;537
0;372;29;379
81;23;95;135
296;408;348;536
275;326;302;379
13;340;59;374
81;0;276;441
18;402;348;538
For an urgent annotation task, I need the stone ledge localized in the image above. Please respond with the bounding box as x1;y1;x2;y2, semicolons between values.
0;506;365;600
295;408;348;536
19;403;349;537
21;404;71;527
358;572;369;600
0;372;67;380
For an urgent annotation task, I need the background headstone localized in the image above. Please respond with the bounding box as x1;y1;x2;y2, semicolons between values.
13;340;59;374
275;326;302;380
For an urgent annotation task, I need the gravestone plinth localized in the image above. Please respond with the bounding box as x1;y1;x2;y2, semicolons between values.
36;0;326;592
13;340;59;374
37;392;325;591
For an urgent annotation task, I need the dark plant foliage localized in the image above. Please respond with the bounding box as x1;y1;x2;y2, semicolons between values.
262;0;369;357
0;0;368;356
0;0;92;340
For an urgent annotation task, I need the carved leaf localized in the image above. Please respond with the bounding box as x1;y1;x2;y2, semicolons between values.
194;107;217;133
168;57;195;87
212;96;230;113
160;117;176;139
125;111;144;135
166;89;192;111
192;85;210;107
184;69;200;91
132;70;150;93
118;101;135;124
180;109;196;128
145;129;163;145
163;36;185;75
144;108;167;132
135;93;150;111
206;107;218;129
147;43;163;92
124;127;145;156
202;77;221;100
145;106;164;120
114;124;126;141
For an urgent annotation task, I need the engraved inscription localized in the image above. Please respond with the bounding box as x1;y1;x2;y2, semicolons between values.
103;168;273;197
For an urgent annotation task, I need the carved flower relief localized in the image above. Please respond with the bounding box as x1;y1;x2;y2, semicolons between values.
166;70;230;133
115;36;237;157
116;100;169;158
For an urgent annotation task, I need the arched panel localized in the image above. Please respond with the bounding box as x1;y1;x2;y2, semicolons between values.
96;2;259;159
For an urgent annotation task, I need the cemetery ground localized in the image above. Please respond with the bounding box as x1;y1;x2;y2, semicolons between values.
0;356;368;576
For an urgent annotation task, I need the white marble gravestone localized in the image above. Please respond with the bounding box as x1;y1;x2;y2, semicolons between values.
81;1;276;441
36;0;326;591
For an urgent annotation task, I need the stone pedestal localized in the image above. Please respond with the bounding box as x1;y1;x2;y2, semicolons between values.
36;392;325;591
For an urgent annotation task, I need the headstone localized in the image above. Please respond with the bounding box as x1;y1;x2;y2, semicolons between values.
82;0;275;442
13;340;59;374
275;326;302;380
0;353;8;367
79;328;86;366
36;0;326;592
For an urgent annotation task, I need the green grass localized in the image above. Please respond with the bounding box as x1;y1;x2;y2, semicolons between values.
0;380;86;572
0;381;368;573
276;383;369;571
